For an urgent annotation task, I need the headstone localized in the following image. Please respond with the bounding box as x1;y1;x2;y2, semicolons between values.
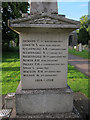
9;1;80;119
9;41;11;47
82;45;86;50
79;43;82;52
12;41;16;47
82;46;84;50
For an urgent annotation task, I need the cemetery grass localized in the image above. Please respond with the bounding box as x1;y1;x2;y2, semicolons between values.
2;52;20;95
2;52;89;99
67;64;89;99
68;48;90;60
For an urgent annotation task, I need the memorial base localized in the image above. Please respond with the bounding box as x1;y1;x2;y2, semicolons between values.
9;82;81;120
10;107;80;120
16;82;74;115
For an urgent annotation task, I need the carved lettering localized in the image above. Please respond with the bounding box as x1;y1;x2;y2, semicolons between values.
22;39;67;82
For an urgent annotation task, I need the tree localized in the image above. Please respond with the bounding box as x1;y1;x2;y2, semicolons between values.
77;15;90;45
88;16;90;37
88;26;90;37
80;15;88;28
2;2;29;49
78;28;89;45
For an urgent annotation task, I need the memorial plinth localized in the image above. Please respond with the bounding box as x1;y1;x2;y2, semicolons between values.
9;2;80;119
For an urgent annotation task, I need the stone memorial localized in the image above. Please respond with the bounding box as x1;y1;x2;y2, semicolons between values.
9;1;80;119
79;43;82;52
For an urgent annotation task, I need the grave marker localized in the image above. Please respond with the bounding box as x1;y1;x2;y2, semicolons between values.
9;1;80;119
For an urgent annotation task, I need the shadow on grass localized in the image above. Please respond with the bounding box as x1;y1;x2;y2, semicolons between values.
2;67;20;71
2;60;20;62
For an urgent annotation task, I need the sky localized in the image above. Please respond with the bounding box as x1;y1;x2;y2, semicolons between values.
58;2;88;21
28;1;89;21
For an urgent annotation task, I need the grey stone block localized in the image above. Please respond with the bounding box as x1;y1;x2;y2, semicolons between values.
5;93;15;109
10;107;80;120
15;82;73;115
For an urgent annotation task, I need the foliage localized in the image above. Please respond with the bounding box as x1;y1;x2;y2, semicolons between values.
68;48;89;59
2;2;29;49
77;15;90;45
2;52;89;99
78;28;89;45
2;46;19;52
88;24;90;36
80;15;88;28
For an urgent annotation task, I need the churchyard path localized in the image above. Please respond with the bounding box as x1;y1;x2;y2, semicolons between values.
68;54;90;78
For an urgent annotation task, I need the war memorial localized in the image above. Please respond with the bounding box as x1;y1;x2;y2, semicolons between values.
8;1;80;119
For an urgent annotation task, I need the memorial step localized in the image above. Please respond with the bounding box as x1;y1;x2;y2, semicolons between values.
10;106;80;120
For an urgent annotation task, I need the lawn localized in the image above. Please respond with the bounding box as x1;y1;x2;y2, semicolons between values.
67;64;89;99
68;48;89;60
2;52;89;99
2;52;20;94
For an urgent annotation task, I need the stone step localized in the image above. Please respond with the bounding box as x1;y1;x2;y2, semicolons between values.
15;82;74;115
10;106;80;120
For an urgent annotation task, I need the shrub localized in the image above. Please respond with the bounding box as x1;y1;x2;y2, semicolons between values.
78;28;89;45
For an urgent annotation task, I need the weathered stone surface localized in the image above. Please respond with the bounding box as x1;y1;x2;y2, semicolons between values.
15;82;74;115
19;28;69;90
10;108;80;120
8;2;80;118
9;13;80;30
79;43;82;52
5;93;15;109
30;2;58;15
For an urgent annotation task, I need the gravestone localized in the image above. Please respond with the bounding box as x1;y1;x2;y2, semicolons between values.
79;43;82;52
9;1;80;119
